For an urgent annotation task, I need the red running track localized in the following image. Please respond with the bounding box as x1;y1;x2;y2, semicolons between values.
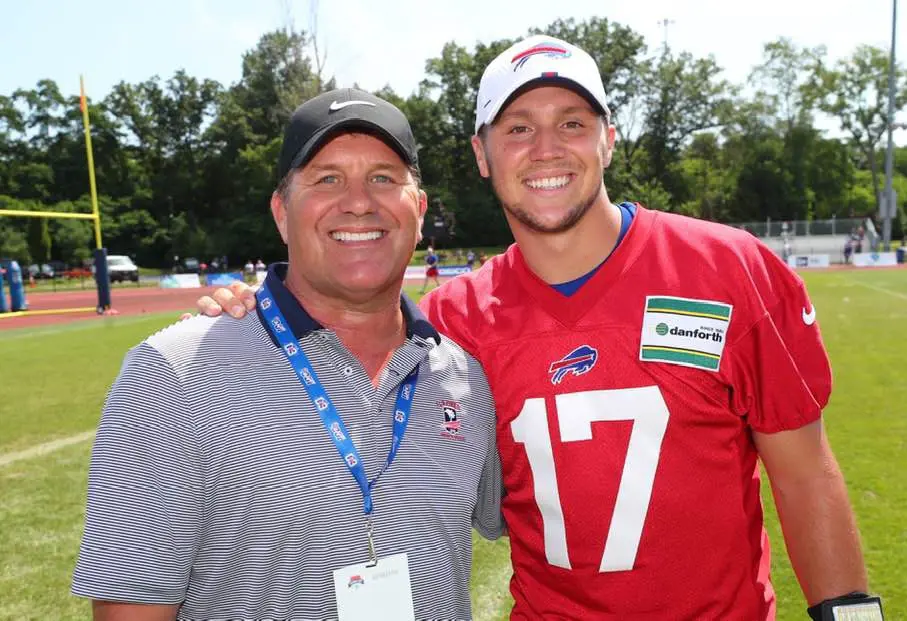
0;286;220;330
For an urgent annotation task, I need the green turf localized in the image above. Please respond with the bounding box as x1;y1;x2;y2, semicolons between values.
764;269;907;619
0;269;904;620
0;441;93;620
0;312;186;454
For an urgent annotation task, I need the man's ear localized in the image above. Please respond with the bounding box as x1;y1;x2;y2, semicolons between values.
471;134;491;178
270;191;289;245
416;190;428;243
601;123;617;170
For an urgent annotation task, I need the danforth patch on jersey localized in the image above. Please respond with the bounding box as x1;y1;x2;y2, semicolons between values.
639;296;733;372
548;345;598;385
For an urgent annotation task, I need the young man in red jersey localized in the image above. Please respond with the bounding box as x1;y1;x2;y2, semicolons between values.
194;35;883;621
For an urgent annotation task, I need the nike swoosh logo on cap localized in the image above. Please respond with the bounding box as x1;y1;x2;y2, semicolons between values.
802;304;817;326
329;100;377;111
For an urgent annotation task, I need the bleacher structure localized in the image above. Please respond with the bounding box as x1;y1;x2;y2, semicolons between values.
731;217;871;264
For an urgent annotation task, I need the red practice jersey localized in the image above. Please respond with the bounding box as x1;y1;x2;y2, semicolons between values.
420;206;832;620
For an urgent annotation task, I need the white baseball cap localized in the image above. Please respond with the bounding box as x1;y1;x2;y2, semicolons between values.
474;34;611;134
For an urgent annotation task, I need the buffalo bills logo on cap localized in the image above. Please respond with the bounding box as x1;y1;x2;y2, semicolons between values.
549;345;598;385
511;42;571;71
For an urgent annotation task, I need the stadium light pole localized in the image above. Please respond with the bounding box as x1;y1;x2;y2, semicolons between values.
881;0;898;250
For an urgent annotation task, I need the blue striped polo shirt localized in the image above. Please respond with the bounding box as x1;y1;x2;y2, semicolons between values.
72;263;504;620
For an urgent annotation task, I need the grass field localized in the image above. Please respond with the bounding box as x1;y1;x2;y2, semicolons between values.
1;270;904;620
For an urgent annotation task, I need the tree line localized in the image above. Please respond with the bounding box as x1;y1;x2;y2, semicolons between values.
1;17;905;269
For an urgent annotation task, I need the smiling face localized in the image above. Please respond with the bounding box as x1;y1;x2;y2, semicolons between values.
471;85;615;235
271;132;427;305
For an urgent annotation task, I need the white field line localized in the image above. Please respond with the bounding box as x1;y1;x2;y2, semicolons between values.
851;280;907;301
0;430;95;468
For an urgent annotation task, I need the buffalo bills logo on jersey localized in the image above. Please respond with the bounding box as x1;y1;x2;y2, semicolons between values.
512;42;571;71
549;345;598;385
438;399;465;441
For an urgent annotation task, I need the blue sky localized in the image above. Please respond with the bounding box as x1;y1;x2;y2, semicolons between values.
1;0;904;141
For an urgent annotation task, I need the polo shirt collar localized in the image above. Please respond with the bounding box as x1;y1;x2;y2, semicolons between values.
257;262;441;346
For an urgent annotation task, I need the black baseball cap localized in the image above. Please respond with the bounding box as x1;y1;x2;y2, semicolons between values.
277;88;419;181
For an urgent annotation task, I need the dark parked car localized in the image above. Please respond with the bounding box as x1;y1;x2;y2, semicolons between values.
27;263;55;279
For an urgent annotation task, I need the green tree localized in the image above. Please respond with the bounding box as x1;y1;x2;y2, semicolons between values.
750;38;825;132
639;51;737;207
26;217;51;264
814;45;907;212
44;199;94;265
14;79;65;150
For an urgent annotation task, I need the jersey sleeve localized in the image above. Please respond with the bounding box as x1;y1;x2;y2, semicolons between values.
419;284;480;357
72;343;204;604
724;246;832;433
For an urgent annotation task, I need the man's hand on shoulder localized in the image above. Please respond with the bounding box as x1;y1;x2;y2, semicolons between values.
179;281;258;322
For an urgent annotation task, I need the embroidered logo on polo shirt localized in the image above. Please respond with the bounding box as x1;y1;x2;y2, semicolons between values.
438;400;464;441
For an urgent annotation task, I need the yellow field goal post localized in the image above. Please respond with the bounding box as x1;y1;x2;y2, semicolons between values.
0;76;111;318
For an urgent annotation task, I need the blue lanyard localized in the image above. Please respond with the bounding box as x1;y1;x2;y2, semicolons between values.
257;283;418;517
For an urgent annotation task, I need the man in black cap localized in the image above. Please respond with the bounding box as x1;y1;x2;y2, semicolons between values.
72;89;504;621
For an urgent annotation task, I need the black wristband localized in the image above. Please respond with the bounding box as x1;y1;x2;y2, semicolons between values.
807;592;884;621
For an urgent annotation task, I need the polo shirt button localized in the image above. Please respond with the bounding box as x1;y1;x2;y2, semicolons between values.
342;366;354;377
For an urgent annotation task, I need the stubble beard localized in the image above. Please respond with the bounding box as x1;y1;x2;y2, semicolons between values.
493;172;602;235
